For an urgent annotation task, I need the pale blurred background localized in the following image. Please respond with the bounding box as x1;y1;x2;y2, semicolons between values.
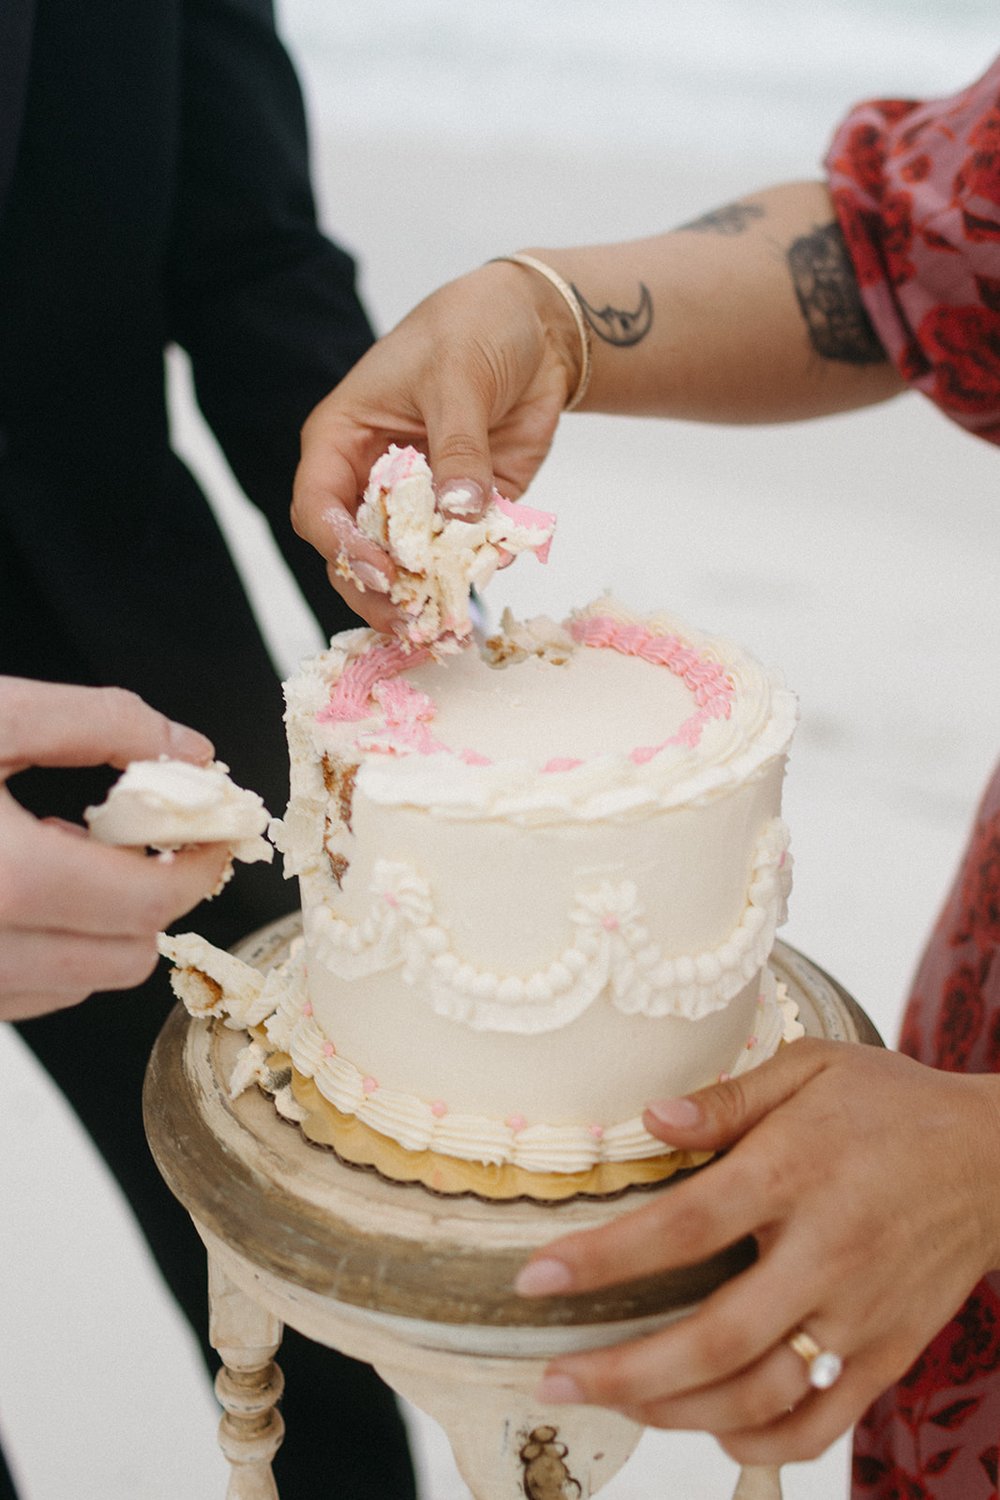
1;2;998;1495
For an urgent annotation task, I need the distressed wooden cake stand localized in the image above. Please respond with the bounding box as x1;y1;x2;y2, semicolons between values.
143;925;881;1500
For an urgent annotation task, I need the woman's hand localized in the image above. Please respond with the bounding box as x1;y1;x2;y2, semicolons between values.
291;260;581;632
514;1038;1000;1465
0;678;232;1021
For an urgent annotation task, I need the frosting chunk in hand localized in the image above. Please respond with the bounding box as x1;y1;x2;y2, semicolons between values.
354;444;556;646
85;758;272;863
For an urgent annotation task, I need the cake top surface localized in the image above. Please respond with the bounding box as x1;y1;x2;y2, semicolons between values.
285;597;797;823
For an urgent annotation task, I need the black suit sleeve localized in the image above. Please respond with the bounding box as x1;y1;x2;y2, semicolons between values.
164;0;374;633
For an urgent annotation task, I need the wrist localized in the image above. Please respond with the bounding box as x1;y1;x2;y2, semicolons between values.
488;252;591;409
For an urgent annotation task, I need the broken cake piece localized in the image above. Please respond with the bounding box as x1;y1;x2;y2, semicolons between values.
353;444;556;646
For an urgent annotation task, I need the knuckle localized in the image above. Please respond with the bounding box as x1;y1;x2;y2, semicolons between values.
431;431;486;469
0;677;34;760
132;882;177;934
710;1076;751;1133
733;1368;794;1431
698;1318;754;1377
100;685;144;715
118;940;160;988
753;1148;795;1205
91;937;159;991
659;1195;718;1260
725;1404;841;1467
98;686;151;735
583;1347;635;1406
720;1433;765;1466
779;1422;831;1465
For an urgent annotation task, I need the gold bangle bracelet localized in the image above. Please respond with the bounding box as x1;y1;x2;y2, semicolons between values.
488;253;592;411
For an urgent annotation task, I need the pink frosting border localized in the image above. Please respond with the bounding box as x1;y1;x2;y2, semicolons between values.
317;615;734;768
568;615;733;765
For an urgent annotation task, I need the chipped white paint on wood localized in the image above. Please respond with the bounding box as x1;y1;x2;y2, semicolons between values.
208;1256;284;1499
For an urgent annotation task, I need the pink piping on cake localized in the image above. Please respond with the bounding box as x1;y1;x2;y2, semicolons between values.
570;613;734;761
460;748;493;766
316;611;735;770
317;640;432;725
368;675;445;756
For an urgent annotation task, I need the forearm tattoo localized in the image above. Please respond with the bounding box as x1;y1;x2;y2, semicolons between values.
787;222;886;364
677;201;765;235
572;282;654;346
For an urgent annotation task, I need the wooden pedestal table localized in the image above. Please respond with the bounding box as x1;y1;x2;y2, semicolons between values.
143;929;881;1500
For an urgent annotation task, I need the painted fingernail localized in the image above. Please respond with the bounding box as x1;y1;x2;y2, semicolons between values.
322;505;360;543
437;479;486;519
167;723;215;762
536;1372;584;1405
514;1258;575;1297
647;1097;702;1129
352;561;391;594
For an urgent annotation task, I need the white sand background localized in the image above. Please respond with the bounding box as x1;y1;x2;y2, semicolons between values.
1;2;998;1495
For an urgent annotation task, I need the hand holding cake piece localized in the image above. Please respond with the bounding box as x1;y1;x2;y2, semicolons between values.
0;677;232;1021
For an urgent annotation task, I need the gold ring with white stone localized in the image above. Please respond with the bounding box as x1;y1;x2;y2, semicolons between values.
787;1330;843;1390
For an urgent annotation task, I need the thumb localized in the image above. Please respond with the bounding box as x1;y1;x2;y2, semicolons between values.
642;1038;834;1150
425;375;497;522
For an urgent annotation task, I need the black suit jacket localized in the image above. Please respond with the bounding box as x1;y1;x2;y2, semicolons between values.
0;0;372;821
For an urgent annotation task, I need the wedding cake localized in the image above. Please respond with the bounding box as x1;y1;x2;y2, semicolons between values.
160;593;800;1199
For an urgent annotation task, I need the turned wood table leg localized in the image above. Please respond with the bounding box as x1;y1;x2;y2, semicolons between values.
371;1349;644;1500
208;1254;286;1500
733;1464;783;1498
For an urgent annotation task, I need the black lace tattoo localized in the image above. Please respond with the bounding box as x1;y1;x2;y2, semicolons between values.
677;201;765;235
787;222;886;364
572;282;653;347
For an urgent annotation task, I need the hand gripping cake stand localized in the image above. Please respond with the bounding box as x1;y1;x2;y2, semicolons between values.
143;921;881;1500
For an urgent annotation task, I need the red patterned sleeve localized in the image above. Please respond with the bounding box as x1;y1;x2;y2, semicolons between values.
824;56;1000;445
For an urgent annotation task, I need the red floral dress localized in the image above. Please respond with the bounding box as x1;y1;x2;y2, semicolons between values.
824;56;1000;1500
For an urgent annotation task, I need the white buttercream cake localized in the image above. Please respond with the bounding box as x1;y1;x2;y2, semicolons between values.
162;595;801;1199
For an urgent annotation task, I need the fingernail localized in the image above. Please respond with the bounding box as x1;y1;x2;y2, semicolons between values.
352;560;391;594
536;1372;584;1405
167;723;215;762
514;1258;575;1297
322;505;361;544
437;479;486;519
646;1097;702;1129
